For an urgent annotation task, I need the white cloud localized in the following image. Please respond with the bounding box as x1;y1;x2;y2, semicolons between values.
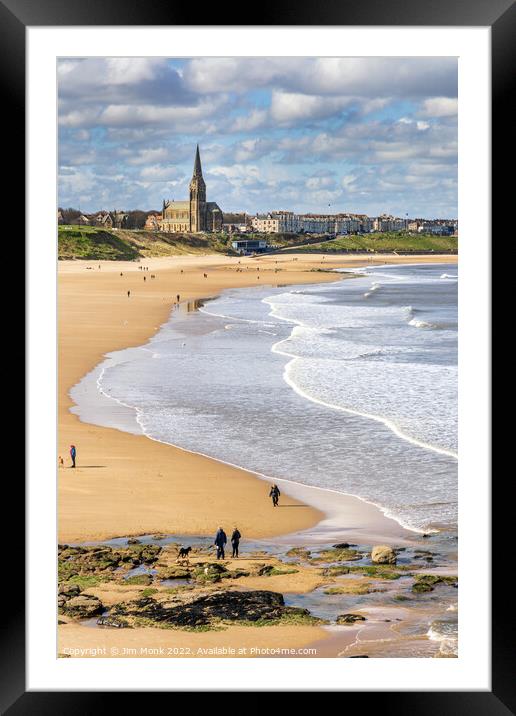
140;165;184;182
270;91;352;124
230;109;268;133
420;97;458;117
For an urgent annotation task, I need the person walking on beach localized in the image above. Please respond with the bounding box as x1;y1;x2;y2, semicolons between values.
269;484;280;507
69;444;77;469
214;526;227;560
231;527;242;558
127;290;131;298
176;294;180;302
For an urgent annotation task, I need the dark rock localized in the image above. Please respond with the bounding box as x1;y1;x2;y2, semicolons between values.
113;590;309;628
231;569;250;578
336;614;367;625
349;655;369;658
127;538;141;545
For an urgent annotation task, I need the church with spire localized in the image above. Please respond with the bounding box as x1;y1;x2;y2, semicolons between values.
159;145;223;233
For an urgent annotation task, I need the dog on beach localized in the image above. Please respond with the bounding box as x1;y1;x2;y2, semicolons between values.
176;546;192;565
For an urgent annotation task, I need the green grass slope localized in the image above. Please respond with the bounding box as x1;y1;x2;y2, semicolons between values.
58;226;233;260
280;232;458;253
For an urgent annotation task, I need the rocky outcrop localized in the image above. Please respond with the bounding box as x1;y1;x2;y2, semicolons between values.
337;613;367;624
412;574;458;593
58;544;162;580
336;614;367;624
112;590;313;628
58;583;82;598
61;594;104;618
157;566;192;580
371;545;397;565
193;562;230;583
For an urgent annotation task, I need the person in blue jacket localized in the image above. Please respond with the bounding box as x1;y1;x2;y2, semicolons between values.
70;444;77;468
214;527;227;560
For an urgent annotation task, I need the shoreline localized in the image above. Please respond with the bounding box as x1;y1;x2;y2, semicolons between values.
59;253;457;544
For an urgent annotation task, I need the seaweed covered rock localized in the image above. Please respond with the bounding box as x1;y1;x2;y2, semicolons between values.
58;583;82;598
112;590;311;628
412;574;458;593
193;562;229;583
157;566;192;580
58;543;162;580
61;594;104;618
336;614;367;624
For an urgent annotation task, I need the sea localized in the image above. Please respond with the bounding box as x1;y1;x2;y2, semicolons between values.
70;262;458;536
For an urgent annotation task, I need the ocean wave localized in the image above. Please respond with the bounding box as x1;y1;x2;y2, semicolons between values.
76;263;457;535
408;318;437;329
427;618;458;657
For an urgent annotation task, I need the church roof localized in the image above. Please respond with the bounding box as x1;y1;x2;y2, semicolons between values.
165;200;190;209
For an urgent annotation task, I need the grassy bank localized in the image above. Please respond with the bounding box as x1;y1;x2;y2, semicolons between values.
58;225;233;260
280;232;458;254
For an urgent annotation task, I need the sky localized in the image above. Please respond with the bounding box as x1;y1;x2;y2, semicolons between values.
58;57;458;218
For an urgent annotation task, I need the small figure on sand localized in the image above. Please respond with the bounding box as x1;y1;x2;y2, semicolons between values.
70;444;77;469
231;527;241;558
127;290;131;298
269;484;280;507
176;294;180;302
143;276;146;282
214;526;227;560
58;455;64;468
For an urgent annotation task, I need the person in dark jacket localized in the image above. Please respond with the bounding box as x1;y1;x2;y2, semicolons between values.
231;528;241;558
70;444;77;468
214;527;227;560
269;484;280;507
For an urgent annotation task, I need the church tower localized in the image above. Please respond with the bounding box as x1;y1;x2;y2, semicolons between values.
189;144;206;232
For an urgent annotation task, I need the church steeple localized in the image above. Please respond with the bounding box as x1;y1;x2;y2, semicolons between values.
192;144;203;178
189;144;206;232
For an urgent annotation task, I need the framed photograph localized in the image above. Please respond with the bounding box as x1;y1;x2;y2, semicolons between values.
8;0;509;707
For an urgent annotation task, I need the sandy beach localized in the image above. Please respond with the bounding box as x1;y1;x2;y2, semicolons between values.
59;252;457;544
58;251;457;658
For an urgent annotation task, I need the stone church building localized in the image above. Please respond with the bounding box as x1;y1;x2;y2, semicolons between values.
159;145;223;233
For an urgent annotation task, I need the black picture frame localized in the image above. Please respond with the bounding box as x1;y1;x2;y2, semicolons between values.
6;0;509;709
